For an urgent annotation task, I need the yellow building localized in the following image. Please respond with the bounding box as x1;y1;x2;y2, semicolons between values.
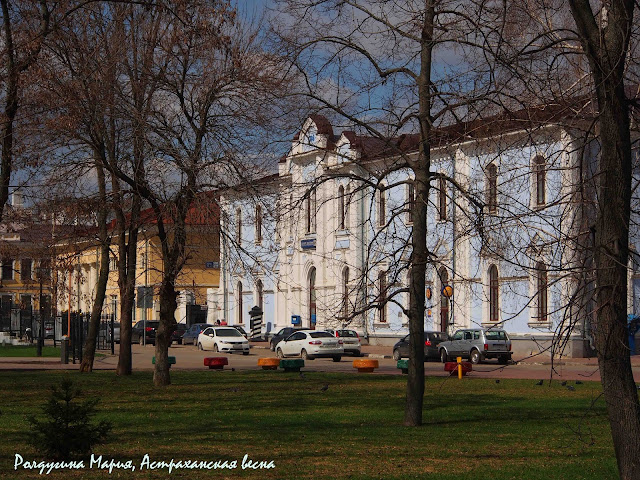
55;200;221;330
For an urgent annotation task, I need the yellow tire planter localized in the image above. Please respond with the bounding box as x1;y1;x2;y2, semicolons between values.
257;357;280;370
353;358;378;373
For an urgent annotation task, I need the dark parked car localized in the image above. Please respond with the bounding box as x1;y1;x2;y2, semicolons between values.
131;320;160;345
231;325;248;338
269;327;304;351
392;331;450;361
182;323;213;346
170;323;189;345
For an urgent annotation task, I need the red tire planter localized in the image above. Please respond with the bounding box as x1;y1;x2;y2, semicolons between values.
204;357;228;370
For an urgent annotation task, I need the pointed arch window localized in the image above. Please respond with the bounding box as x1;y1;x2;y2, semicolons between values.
378;270;387;323
536;262;548;322
306;188;316;234
489;264;499;322
439;267;449;331
378;185;386;226
255;204;262;243
237;281;243;324
342;267;349;320
486;164;497;214
309;267;317;329
338;185;346;230
438;176;447;221
534;156;546;206
236;207;242;246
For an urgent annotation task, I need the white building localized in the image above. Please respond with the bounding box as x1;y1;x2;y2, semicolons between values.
220;112;639;358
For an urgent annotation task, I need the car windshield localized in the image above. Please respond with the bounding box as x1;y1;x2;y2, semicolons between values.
216;328;243;337
145;322;160;328
337;330;357;337
485;330;508;340
309;332;334;338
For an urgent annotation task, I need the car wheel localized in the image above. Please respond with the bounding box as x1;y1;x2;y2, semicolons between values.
392;349;401;361
470;349;481;365
197;342;203;351
213;344;219;353
440;349;448;363
139;336;144;346
276;348;284;359
301;349;310;360
498;355;509;365
332;356;341;362
243;351;249;356
270;341;276;352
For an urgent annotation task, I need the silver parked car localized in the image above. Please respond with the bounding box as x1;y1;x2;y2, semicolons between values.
438;328;512;364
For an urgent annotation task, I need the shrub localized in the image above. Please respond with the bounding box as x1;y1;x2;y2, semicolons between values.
28;378;111;460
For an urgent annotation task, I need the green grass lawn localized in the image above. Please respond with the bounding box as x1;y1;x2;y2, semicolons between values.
0;370;619;479
0;345;61;357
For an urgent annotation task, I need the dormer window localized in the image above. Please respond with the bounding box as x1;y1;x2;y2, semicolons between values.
302;125;318;152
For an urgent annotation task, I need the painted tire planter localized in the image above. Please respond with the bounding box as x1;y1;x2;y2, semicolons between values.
444;361;472;376
396;359;409;374
353;359;378;373
279;359;304;372
203;357;228;370
257;357;280;370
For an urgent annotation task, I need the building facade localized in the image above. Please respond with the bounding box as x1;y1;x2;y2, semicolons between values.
221;113;639;358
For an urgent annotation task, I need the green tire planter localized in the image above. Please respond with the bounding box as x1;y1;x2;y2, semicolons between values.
279;358;304;372
397;359;409;374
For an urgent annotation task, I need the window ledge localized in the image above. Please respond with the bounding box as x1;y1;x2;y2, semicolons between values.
373;323;390;328
527;321;552;330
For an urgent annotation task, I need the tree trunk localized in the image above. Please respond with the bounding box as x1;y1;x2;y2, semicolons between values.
80;155;110;373
153;277;178;386
592;87;640;480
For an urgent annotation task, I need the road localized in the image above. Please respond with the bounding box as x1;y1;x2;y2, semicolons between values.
2;341;639;383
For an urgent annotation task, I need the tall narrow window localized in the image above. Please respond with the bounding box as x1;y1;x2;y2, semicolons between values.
289;194;294;236
306;188;316;233
256;279;264;311
20;259;32;281
536;262;548;322
486;164;497;214
342;267;349;320
378;185;386;226
438;176;447;220
309;267;316;329
1;259;13;280
338;185;345;230
534;156;546;206
378;270;387;323
236;207;242;246
439;267;449;331
255;204;262;243
237;281;243;324
344;185;350;229
489;264;499;322
407;181;415;223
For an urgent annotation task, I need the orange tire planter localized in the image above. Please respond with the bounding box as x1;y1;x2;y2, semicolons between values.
257;357;280;370
203;357;228;370
352;359;379;373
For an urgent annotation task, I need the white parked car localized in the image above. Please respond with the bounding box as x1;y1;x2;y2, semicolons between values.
275;330;344;361
325;329;362;356
197;327;250;355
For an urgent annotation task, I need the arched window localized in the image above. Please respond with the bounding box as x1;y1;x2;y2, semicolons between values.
439;267;449;331
309;267;316;329
342;267;349;320
289;194;294;235
438;176;447;221
255;204;262;243
338;185;345;230
378;270;387;323
236;207;242;246
237;281;243;324
378;185;386;226
306;188;316;233
536;262;548;321
344;185;350;229
534;156;546;206
407;181;415;223
486;164;497;214
256;279;264;311
489;264;499;322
